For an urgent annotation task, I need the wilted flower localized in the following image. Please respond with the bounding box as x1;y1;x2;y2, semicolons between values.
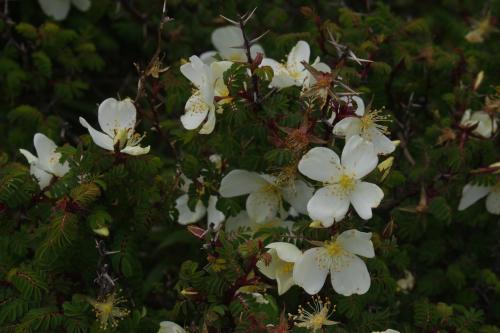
333;97;395;155
460;109;498;138
38;0;90;21
396;270;415;293
458;182;500;215
19;133;70;189
465;14;497;43
298;135;383;226
288;295;338;332
257;242;302;295
293;229;375;295
219;170;313;223
79;98;150;155
200;26;264;64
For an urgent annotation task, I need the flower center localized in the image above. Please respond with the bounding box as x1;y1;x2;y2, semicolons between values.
113;128;130;150
281;262;294;273
359;109;390;134
324;241;344;257
338;173;355;192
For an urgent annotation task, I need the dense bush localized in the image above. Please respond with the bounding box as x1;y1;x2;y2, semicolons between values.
0;1;499;332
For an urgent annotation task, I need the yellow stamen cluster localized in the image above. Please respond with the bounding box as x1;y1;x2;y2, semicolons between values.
360;108;391;134
87;292;130;330
288;295;338;332
324;240;344;257
338;173;356;193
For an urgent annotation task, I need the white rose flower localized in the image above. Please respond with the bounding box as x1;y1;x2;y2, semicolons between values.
298;135;383;227
180;56;232;134
460;109;498;138
293;229;375;296
38;0;91;21
79;98;150;156
458;182;500;215
19;133;70;189
256;242;302;295
219;170;313;223
200;26;264;64
158;321;186;333
333;97;395;155
260;40;330;89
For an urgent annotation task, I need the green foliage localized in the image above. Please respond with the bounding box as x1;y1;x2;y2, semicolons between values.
0;0;499;332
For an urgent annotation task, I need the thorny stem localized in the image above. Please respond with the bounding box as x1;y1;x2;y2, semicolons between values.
239;17;261;107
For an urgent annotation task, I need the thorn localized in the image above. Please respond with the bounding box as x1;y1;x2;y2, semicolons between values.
249;30;269;44
220;14;239;25
241;7;258;25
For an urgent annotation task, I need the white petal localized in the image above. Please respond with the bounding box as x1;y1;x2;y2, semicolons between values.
19;149;38;164
181;93;211;130
219;170;268;197
211;26;246;61
275;268;294;295
298;147;342;182
31;165;53;190
225;210;253;233
98;98;136;137
33;133;58;171
330;255;371;296
199;51;217;64
281;179;314;215
333;117;362;137
207;195;225;230
250;44;265;59
293;247;329;295
71;0;90;11
307;186;350;227
212;61;232;98
256;248;280;279
312;61;331;73
38;0;71;21
470;111;498;138
460;109;472;125
261;58;295;89
350;182;384;220
198;108;216;135
486;188;500;215
336;229;375;258
266;242;302;262
50;157;70;177
287;40;310;70
458;183;491;210
246;189;281;223
158;321;186;333
120;145;150;156
175;194;207;225
340;95;365;116
79;117;114;150
180;55;209;87
369;128;396;155
341;135;378;179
